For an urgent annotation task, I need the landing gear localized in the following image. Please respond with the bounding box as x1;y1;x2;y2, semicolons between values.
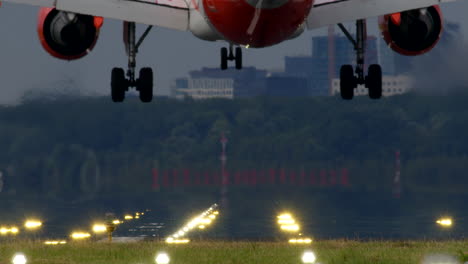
111;22;154;103
338;20;383;100
220;44;242;70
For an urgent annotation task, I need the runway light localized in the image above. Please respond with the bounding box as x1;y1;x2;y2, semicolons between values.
213;211;219;215
302;251;316;264
70;232;91;240
278;213;292;220
436;218;453;227
278;219;295;225
12;253;27;264
166;238;190;244
155;252;170;264
198;225;206;229
1;227;19;235
92;224;107;233
44;240;67;245
24;220;42;230
281;224;300;232
208;214;216;219
124;215;134;220
112;220;122;225
289;238;313;244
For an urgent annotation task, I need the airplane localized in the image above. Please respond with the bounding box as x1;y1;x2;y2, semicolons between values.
2;0;456;102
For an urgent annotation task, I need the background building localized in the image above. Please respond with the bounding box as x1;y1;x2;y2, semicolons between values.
331;75;413;97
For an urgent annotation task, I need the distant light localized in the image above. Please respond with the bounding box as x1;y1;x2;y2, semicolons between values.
112;220;122;225
155;252;170;264
302;251;316;264
24;220;42;230
71;232;91;240
278;219;295;225
92;224;107;233
136;213;140;216
213;211;219;215
124;215;134;220
12;253;27;264
1;227;19;235
208;214;216;219
166;238;190;244
278;213;292;220
281;224;300;232
436;218;453;227
289;238;313;244
135;216;140;219
44;240;67;245
198;225;206;229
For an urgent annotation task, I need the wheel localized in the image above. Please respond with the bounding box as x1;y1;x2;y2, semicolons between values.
221;47;228;70
340;65;355;100
111;68;126;102
366;64;382;99
235;47;242;70
138;67;153;103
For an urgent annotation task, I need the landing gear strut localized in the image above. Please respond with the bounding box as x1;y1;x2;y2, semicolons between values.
338;20;382;100
221;44;242;70
111;22;154;103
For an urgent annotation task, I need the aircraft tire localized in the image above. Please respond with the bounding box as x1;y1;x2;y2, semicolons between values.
138;67;153;103
367;64;382;100
340;65;355;100
111;67;126;102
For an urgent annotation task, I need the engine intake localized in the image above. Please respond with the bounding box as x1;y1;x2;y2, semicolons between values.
38;8;103;60
379;6;443;56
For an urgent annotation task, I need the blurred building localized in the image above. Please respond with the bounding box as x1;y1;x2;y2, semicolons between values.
331;75;413;97
285;35;377;96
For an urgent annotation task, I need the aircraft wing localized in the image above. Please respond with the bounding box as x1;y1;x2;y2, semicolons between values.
3;0;190;31
307;0;456;30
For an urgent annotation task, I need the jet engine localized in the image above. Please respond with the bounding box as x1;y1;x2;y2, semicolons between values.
37;8;103;60
379;6;442;56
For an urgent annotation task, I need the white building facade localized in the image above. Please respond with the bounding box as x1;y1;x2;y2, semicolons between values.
331;75;413;97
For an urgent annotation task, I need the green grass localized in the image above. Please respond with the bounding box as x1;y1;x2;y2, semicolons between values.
0;240;467;264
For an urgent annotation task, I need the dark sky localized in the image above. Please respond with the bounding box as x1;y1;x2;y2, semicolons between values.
0;1;466;104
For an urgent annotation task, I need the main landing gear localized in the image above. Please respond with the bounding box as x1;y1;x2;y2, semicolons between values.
221;44;242;70
111;22;154;103
338;20;382;100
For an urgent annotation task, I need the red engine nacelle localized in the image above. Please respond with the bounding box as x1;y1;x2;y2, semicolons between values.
38;8;103;60
379;6;443;56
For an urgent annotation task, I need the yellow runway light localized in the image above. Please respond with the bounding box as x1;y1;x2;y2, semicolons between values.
289;238;313;244
198;225;206;229
44;240;67;245
208;214;216;219
166;238;190;244
278;213;292;220
278;219;295;225
71;232;91;240
436;218;453;227
124;215;134;220
92;224;107;233
213;211;219;215
112;220;122;225
1;227;19;235
281;224;300;232
24;220;42;229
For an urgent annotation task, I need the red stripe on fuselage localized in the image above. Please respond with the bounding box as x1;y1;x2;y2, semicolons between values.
203;0;313;47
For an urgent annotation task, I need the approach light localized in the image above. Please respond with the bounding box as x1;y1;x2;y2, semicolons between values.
124;215;134;220
44;240;67;245
71;232;91;240
213;211;219;215
436;218;453;227
281;224;300;232
278;213;292;220
155;252;170;264
208;214;216;219
24;220;42;230
12;253;27;264
289;238;313;244
112;220;122;225
302;251;316;264
278;219;295;225
10;227;19;234
198;225;206;229
92;224;107;233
